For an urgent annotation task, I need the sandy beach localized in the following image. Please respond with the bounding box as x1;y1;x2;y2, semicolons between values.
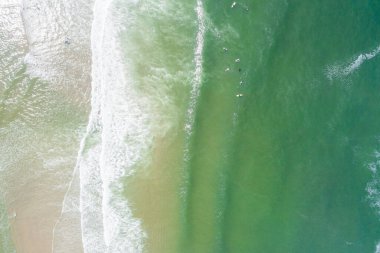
0;1;92;252
8;169;67;253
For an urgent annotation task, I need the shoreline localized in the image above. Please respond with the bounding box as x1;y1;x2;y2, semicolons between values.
2;0;93;252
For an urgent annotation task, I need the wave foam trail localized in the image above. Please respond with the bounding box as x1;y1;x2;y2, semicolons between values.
184;0;205;150
81;0;178;251
52;160;84;253
96;2;148;252
96;0;200;249
54;0;148;251
55;0;196;251
326;44;380;80
188;0;205;134
366;151;380;212
0;0;20;7
376;242;380;253
366;151;380;253
181;0;205;199
76;0;113;252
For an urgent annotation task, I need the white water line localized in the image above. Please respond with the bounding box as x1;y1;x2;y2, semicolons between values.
51;0;112;251
79;0;114;252
184;0;205;140
90;0;148;251
326;44;380;79
181;0;205;205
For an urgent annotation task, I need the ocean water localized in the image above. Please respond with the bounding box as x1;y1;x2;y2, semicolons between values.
2;0;380;253
179;1;380;252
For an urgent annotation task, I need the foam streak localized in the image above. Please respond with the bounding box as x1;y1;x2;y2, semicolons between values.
181;0;206;202
326;44;380;79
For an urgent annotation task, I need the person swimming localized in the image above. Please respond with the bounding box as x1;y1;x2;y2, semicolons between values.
64;38;71;45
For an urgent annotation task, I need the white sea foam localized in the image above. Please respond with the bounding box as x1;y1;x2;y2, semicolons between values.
181;0;206;200
376;241;380;253
366;150;380;209
95;0;198;250
54;0;196;251
52;163;84;253
75;0;183;252
91;1;149;251
326;44;380;80
0;0;21;7
184;0;205;139
52;0;111;251
365;150;380;253
57;0;148;251
76;1;112;252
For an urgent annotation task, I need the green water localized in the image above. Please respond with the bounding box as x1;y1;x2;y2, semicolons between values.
180;0;380;252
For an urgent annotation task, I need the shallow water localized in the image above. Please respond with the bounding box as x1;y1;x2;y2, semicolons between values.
0;0;91;252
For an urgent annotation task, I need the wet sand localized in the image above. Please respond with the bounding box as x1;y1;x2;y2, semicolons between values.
1;1;93;251
5;92;89;253
8;172;65;253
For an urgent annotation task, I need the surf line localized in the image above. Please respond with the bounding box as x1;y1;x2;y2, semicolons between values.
326;44;380;80
181;0;206;214
366;151;380;253
52;0;112;252
79;0;115;252
88;0;151;251
79;0;148;251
